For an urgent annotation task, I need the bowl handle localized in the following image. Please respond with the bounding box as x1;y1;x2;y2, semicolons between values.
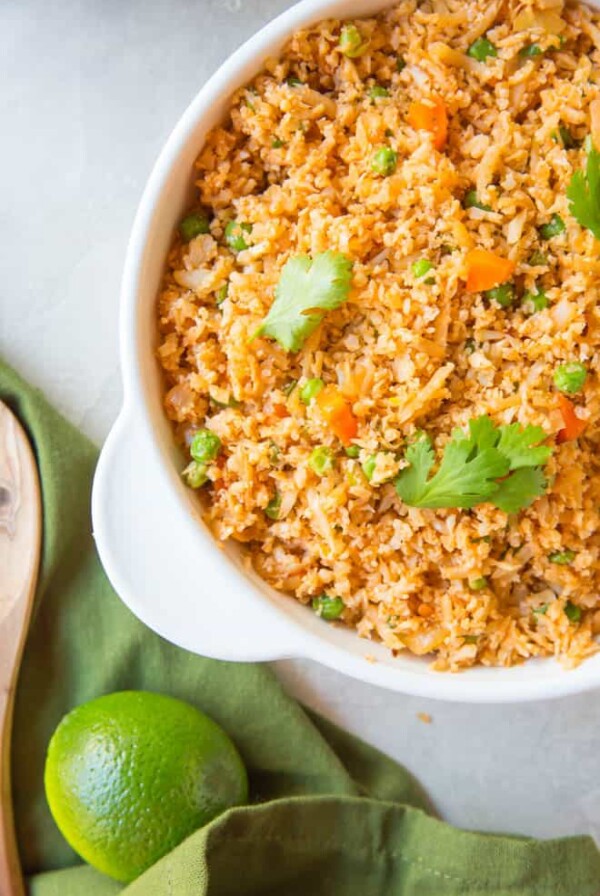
92;410;306;662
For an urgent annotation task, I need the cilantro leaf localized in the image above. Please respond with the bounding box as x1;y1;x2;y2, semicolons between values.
467;415;499;451
567;147;600;239
395;415;552;512
252;251;353;351
492;467;548;514
393;434;435;505
495;423;552;470
395;424;509;509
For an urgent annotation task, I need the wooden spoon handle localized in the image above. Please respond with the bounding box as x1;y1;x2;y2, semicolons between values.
0;403;42;895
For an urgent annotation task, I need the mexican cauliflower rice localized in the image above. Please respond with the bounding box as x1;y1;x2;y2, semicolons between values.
158;0;600;671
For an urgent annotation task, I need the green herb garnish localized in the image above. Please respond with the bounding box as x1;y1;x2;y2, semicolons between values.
567;147;600;239
394;416;552;512
252;251;353;352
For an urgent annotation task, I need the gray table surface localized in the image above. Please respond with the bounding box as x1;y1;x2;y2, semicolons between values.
2;0;600;845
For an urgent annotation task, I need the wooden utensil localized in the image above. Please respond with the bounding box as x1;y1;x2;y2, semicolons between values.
0;401;42;896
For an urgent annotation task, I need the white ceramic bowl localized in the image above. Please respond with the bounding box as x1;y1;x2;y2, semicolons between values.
92;0;600;703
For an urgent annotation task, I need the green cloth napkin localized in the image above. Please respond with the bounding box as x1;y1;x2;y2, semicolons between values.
2;358;599;896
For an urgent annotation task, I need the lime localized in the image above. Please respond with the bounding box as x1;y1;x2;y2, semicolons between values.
44;690;248;882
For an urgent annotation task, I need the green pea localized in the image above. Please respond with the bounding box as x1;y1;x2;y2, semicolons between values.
559;125;579;149
225;220;252;251
300;378;325;404
463;190;492;211
179;211;210;241
362;455;377;481
564;600;582;622
265;492;282;520
539;214;565;240
467;37;498;62
215;283;229;305
484;283;515;307
371;146;398;176
271;137;284;148
190;428;221;463
345;445;360;458
548;549;576;565
532;603;549;616
309;446;335;476
519;44;544;59
312;594;345;620
412;258;434;278
520;43;543;58
554;362;587;394
182;461;208;489
469;577;489;591
368;84;389;100
527;250;548;266
339;24;367;58
522;287;548;314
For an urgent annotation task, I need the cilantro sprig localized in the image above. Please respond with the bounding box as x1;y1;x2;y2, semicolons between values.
567;146;600;239
252;251;353;352
395;416;552;512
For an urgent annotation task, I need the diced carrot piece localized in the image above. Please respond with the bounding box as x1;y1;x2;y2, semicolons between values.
407;96;448;150
272;403;289;418
316;385;358;445
556;395;587;443
464;249;515;292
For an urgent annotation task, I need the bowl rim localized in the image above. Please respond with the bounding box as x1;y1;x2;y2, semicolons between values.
93;0;600;704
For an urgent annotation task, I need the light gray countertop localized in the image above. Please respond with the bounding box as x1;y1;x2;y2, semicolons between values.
2;0;599;844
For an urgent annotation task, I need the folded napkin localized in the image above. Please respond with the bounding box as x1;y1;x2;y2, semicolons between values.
2;359;599;896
